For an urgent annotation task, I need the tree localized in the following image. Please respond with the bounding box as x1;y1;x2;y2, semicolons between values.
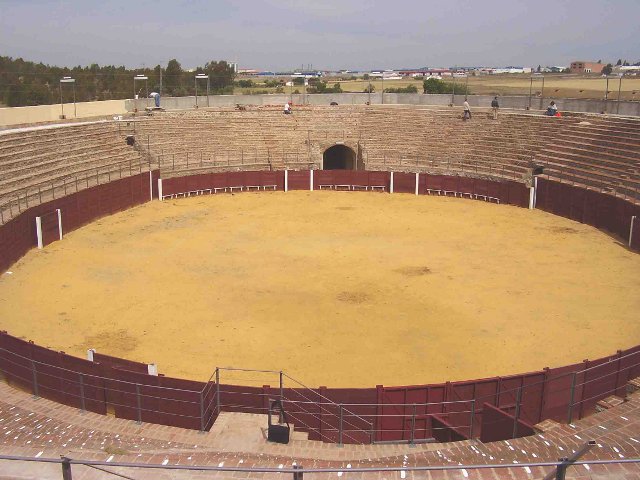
363;74;370;80
204;60;235;93
363;84;375;93
616;59;622;66
423;78;447;94
537;65;542;73
164;59;183;95
385;84;418;93
422;78;468;95
602;63;613;75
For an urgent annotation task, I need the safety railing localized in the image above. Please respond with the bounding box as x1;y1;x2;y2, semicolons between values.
0;157;150;225
154;149;315;171
207;367;375;445
0;453;638;480
0;344;639;444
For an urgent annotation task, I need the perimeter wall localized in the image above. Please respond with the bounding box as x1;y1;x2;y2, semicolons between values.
124;94;640;116
0;169;639;444
0;100;127;127
0;170;158;273
2;93;637;128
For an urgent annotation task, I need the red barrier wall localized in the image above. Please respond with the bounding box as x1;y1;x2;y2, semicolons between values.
161;171;530;210
0;169;638;441
432;415;469;442
313;170;390;191
287;170;310;190
480;403;536;443
0;171;154;273
93;352;150;374
162;171;285;196
393;172;415;193
39;210;60;247
536;178;640;251
631;216;640;251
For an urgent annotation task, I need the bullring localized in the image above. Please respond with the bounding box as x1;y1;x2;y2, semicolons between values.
0;104;639;457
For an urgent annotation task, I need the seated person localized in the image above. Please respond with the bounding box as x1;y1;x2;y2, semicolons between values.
546;101;558;116
283;102;292;114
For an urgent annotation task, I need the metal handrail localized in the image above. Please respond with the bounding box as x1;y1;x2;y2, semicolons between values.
0;454;637;476
1;344;639;442
0;158;149;225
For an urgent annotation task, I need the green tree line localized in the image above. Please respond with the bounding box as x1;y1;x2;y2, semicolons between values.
0;56;235;107
423;78;470;95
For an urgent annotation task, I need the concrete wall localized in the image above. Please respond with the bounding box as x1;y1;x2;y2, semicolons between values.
2;93;637;128
125;93;640;117
0;100;128;127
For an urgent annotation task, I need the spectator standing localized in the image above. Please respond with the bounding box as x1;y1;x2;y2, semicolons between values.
491;96;499;120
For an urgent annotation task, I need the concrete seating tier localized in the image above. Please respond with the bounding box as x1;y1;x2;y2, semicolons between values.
0;122;146;219
121;106;639;202
0;380;639;479
3;106;636;210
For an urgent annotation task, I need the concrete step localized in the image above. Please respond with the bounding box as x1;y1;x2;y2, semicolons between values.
208;411;312;447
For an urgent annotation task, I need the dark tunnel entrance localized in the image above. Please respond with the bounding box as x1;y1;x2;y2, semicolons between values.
323;145;356;170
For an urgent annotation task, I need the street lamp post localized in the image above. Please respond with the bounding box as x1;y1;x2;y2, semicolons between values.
617;74;623;114
304;77;308;105
540;76;545;110
528;76;533;110
381;75;384;105
59;77;76;119
451;74;457;105
195;74;210;108
464;73;469;101
133;75;149;112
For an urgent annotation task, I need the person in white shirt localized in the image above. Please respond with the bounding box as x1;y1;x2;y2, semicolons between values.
149;92;160;108
284;102;292;114
463;100;471;120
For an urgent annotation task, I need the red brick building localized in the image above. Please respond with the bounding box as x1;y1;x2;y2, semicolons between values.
570;61;606;74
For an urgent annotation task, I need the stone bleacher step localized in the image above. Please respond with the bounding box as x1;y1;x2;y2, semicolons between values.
208;411;312;446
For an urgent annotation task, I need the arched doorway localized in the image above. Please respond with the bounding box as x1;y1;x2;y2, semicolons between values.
323;145;356;170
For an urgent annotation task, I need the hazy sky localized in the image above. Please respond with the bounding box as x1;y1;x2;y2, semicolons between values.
1;0;638;71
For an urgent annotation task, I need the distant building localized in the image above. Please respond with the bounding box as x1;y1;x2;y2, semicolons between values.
292;71;323;79
397;69;451;77
570;61;605;74
615;65;640;75
491;67;533;74
369;70;403;80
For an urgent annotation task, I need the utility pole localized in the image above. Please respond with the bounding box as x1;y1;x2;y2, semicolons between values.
159;66;163;97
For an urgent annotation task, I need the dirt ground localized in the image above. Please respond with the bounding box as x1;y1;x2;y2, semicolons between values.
0;191;638;388
242;75;640;101
458;75;640;101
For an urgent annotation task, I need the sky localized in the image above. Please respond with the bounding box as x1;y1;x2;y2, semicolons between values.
1;0;639;71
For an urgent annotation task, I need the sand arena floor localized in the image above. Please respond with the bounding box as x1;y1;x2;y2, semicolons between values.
0;191;639;388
